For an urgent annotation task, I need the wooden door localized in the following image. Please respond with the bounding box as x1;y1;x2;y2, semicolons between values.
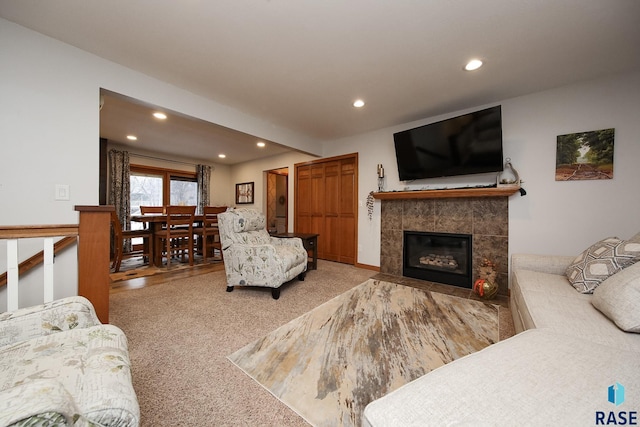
338;158;356;264
310;164;325;255
294;153;358;265
296;166;311;233
323;161;340;261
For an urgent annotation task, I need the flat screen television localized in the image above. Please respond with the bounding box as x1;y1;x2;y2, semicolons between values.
393;105;503;181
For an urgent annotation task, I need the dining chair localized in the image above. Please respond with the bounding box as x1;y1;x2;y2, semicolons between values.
110;210;152;272
140;205;165;214
155;205;196;268
194;206;226;262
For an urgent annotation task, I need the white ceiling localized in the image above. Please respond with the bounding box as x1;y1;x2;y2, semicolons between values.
2;1;640;163
99;90;296;165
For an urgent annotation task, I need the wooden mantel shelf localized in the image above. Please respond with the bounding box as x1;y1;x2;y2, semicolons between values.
372;186;521;200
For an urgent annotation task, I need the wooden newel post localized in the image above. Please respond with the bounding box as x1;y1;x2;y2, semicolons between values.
75;205;114;324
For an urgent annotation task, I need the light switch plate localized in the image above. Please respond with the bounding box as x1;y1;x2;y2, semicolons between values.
55;184;70;201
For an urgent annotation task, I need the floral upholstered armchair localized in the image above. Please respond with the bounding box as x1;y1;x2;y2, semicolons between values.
218;208;307;299
0;296;139;427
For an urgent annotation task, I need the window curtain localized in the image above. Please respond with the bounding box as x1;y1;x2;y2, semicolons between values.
108;149;131;251
196;164;211;214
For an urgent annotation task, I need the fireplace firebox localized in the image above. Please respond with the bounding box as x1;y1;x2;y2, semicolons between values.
403;231;472;288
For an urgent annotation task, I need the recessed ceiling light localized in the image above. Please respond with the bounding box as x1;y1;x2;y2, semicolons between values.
153;112;167;120
464;59;483;71
257;141;266;148
353;99;365;108
218;154;226;159
126;135;137;141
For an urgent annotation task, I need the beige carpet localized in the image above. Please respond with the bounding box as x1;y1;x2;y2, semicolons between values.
109;260;377;426
228;279;500;427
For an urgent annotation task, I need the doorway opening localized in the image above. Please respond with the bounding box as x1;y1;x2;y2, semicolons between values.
266;168;288;234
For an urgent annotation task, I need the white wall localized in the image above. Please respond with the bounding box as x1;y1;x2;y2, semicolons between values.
0;18;320;308
1;17;638;308
231;151;318;231
503;72;640;256
1;19;102;308
0;17;321;223
323;71;640;269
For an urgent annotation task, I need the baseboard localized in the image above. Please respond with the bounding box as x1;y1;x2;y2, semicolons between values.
355;262;380;272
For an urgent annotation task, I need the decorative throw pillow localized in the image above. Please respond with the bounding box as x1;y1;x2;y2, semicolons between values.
628;231;640;244
592;261;640;333
565;237;640;293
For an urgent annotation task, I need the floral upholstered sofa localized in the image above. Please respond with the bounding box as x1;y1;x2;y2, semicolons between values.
218;208;307;299
0;296;139;427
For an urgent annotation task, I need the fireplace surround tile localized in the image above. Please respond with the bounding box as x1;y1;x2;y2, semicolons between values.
381;200;403;231
434;199;473;234
380;255;402;277
380;196;509;296
402;200;434;231
472;198;509;236
380;229;402;258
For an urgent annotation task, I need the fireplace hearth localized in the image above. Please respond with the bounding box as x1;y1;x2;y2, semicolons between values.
403;231;472;288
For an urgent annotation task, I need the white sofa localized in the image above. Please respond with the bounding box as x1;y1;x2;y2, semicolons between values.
0;297;139;427
363;233;640;426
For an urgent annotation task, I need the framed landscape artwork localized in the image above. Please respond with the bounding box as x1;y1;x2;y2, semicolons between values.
236;182;254;204
555;128;614;181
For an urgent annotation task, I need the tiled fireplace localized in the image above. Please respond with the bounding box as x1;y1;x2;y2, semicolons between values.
380;196;509;295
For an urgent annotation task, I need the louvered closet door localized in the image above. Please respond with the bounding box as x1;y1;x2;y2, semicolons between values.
338;158;356;264
310;164;326;257
294;153;358;265
323;161;340;261
296;166;311;233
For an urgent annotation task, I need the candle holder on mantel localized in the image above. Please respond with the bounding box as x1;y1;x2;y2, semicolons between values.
377;163;385;191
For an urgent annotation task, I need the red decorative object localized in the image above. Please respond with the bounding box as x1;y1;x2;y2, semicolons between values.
474;279;487;296
474;258;499;299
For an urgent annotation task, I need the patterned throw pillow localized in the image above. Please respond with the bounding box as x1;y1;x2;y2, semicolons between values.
565;237;640;293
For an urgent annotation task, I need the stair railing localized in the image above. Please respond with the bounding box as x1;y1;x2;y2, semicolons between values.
0;226;78;311
1;206;114;323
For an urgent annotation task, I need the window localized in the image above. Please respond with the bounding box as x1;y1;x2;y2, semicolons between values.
129;165;198;232
130;172;163;215
170;176;198;206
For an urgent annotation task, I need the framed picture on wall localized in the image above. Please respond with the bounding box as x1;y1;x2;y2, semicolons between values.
236;182;254;204
555;128;615;181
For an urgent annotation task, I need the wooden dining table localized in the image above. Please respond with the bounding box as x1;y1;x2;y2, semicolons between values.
131;214;206;267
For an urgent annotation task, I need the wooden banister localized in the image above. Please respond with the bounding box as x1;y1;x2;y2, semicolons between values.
1;206;113;323
1;225;79;312
75;205;114;323
0;225;79;239
0;235;77;287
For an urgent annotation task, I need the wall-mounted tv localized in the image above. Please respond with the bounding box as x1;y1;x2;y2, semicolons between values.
393;105;503;181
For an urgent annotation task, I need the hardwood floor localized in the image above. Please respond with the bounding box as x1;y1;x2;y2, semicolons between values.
110;261;225;294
